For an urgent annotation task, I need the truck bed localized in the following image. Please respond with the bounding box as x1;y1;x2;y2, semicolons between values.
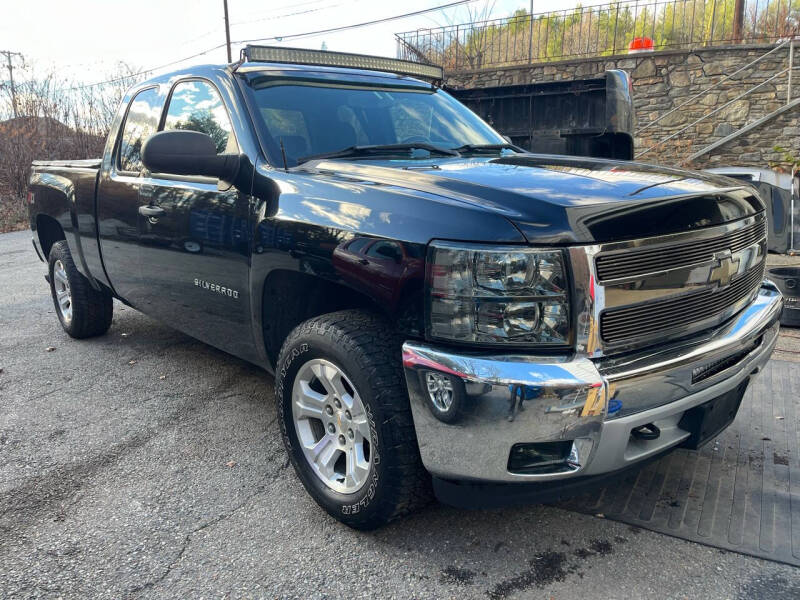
29;159;105;294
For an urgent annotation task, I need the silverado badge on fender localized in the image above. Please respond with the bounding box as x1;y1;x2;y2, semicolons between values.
194;278;239;299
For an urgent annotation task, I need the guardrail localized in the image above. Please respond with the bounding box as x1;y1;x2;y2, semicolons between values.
396;0;800;70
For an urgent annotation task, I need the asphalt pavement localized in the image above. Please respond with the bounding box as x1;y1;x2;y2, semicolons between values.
2;229;799;599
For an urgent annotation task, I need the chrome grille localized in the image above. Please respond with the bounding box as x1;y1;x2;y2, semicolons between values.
595;218;766;281
600;263;765;344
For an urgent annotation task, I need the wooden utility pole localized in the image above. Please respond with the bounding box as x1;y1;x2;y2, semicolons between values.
223;0;232;62
1;50;22;118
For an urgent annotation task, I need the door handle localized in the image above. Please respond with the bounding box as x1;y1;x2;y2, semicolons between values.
138;205;165;218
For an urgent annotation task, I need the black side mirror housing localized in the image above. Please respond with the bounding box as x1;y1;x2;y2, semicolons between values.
141;130;239;181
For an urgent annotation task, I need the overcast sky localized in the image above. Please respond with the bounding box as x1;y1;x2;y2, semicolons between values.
1;0;603;86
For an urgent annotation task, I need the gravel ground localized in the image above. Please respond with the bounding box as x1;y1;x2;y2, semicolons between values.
2;229;800;599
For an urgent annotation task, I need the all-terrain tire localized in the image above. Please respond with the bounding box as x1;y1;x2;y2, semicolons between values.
275;309;431;529
48;241;113;338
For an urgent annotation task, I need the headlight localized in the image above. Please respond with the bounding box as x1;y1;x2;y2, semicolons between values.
427;242;570;345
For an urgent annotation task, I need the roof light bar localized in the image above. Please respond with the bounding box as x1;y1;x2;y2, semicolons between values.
242;45;443;82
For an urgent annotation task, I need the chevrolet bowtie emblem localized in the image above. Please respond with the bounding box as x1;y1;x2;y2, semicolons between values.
709;250;740;288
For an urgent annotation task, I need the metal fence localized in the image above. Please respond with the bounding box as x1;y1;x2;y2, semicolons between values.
396;0;800;70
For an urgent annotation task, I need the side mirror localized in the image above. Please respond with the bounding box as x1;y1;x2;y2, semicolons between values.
141;130;239;181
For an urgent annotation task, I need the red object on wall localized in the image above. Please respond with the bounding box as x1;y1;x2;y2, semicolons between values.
628;37;655;53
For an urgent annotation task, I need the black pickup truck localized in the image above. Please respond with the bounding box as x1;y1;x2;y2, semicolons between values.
28;46;782;529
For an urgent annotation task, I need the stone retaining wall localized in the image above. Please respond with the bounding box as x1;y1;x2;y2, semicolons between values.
445;44;799;170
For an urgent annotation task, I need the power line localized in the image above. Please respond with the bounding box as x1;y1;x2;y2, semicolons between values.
56;0;483;92
54;44;228;92
154;0;349;55
229;0;333;24
229;0;360;28
234;0;480;44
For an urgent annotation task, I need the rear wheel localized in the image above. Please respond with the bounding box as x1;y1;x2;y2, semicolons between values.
276;310;430;529
48;241;113;338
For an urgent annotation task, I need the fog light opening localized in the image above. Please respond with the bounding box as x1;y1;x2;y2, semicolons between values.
421;370;464;424
507;441;574;474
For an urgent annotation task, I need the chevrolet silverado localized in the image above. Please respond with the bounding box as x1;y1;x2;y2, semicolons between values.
28;46;782;529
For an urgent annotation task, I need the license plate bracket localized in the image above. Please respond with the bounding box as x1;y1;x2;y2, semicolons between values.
678;380;749;450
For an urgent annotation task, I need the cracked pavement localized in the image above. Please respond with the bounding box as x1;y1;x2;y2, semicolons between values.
2;229;800;599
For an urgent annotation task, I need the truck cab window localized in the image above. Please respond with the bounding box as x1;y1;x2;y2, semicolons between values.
366;240;402;261
260;108;311;160
346;237;370;253
163;80;237;154
118;87;162;173
389;101;435;142
246;83;505;166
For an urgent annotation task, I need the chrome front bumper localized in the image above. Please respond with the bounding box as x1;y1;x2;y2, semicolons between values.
402;282;782;483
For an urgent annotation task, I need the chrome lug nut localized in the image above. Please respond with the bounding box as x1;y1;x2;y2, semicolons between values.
325;405;333;416
334;399;342;409
338;434;346;445
327;423;336;434
344;410;351;420
347;429;354;440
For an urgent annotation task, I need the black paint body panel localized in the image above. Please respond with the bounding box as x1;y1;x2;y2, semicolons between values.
27;63;764;374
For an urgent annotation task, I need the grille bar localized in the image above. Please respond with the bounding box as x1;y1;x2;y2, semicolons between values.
600;265;764;343
596;218;766;281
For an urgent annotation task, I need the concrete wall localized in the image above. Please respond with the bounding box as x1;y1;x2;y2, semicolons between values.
445;44;799;170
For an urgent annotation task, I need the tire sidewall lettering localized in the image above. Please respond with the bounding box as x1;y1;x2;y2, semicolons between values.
276;343;309;444
342;403;380;515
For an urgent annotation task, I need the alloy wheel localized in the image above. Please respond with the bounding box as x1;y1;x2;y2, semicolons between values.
53;259;72;324
291;359;372;494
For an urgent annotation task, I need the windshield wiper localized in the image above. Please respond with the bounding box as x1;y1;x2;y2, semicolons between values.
297;143;460;165
450;143;525;154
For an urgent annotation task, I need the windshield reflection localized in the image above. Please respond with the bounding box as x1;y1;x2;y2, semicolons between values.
246;81;506;166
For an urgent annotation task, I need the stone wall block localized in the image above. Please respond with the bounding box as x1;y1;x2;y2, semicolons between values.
669;70;691;87
632;59;656;78
720;99;750;123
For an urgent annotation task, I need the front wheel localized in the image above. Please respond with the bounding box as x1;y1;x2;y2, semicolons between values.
275;310;430;529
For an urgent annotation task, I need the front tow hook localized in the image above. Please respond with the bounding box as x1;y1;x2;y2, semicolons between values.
630;423;661;441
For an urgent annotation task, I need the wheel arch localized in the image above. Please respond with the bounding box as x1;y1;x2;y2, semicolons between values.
35;213;67;260
260;269;387;368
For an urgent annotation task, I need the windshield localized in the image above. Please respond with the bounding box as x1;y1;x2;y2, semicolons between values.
244;80;506;166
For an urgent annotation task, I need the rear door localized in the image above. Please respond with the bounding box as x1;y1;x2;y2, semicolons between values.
135;78;254;356
97;86;164;301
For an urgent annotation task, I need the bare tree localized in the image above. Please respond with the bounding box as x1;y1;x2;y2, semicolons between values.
402;0;498;69
0;61;143;231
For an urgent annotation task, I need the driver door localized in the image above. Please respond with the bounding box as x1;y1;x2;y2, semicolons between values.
135;79;254;357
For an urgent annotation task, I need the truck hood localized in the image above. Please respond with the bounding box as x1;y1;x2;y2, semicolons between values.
307;154;763;244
